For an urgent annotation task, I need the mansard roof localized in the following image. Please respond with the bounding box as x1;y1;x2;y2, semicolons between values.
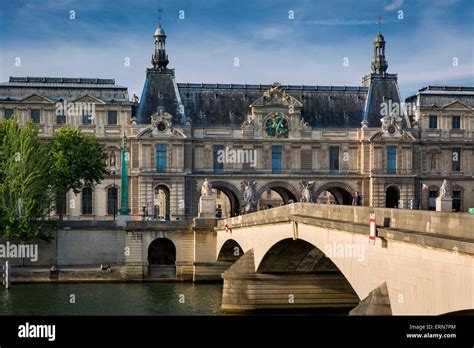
0;76;130;104
177;83;368;128
405;85;474;108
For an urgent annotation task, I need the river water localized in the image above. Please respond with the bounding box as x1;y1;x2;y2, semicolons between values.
0;283;223;315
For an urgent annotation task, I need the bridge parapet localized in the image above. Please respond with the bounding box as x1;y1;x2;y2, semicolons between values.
218;203;473;240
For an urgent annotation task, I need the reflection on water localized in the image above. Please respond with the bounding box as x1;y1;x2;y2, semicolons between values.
0;283;223;315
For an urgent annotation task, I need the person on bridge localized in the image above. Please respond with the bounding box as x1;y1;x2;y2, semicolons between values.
352;192;362;206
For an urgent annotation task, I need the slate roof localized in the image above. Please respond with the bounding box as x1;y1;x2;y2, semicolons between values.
0;76;130;103
177;83;368;128
405;86;474;108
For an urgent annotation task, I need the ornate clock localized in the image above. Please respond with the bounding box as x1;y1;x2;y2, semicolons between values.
265;114;288;138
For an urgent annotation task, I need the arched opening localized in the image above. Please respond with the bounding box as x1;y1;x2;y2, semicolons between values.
217;240;244;262
386;185;400;208
213;189;232;218
257;186;297;210
153;184;170;220
256;238;360;312
258;239;343;274
428;186;439;211
148;238;176;265
209;181;240;217
147;238;176;279
314;183;354;205
452;187;462;212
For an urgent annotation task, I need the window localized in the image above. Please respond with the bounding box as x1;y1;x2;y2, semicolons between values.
4;108;14;120
82;110;92;125
272;146;282;173
300;149;312;171
31;109;40;123
156;144;167;172
452;148;461;172
107;187;118;215
329;146;339;173
387;146;397;174
452;190;461;212
213;144;224;173
107;110;118;125
56;193;67;215
428;115;437;129
452;116;461;129
56;114;66;124
81;188;93;215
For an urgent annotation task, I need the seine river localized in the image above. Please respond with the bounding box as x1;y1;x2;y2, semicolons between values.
0;283;223;315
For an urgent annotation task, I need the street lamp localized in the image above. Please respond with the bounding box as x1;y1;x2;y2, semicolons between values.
112;170;116;222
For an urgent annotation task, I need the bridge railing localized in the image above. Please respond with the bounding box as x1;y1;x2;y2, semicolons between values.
218;203;474;240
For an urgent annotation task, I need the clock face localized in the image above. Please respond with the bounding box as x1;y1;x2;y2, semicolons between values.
265;114;288;138
157;121;167;132
388;125;396;135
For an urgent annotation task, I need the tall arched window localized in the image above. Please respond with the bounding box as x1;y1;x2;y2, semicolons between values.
107;187;118;215
82;187;93;215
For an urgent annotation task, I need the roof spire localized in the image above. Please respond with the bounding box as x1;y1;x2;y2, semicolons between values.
151;1;169;71
371;18;388;75
158;0;163;26
377;16;383;34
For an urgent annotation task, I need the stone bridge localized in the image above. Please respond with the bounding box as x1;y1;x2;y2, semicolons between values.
216;203;474;315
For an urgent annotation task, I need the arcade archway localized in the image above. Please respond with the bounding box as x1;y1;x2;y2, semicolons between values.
386;185;400;208
314;182;355;205
256;182;299;210
209;181;241;217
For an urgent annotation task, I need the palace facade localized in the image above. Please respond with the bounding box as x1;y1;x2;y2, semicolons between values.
0;23;473;220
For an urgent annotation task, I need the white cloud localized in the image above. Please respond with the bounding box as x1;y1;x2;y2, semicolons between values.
384;0;404;11
1;3;471;101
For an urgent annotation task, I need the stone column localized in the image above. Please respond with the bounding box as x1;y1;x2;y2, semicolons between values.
117;131;131;226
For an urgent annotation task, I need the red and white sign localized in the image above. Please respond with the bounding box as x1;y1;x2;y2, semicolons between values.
368;213;376;245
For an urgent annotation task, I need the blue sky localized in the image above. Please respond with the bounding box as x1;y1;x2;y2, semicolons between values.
0;0;473;99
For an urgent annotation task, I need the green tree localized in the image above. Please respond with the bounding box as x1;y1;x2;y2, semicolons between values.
50;126;109;220
0;119;54;241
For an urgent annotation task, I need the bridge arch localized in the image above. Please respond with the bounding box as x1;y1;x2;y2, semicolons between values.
217;204;474;314
210;180;242;217
217;239;244;262
314;181;355;205
256;181;300;206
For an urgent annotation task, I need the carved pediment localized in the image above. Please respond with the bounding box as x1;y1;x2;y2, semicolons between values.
71;95;106;104
138;109;186;139
20;94;54;104
441;100;472;111
250;82;303;108
369;113;416;141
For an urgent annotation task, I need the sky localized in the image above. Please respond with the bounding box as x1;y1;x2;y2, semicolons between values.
0;0;473;99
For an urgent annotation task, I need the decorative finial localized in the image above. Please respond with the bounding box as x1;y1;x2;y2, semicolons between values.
376;16;383;33
158;1;163;26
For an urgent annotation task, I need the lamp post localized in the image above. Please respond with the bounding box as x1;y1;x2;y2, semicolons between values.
112;170;116;222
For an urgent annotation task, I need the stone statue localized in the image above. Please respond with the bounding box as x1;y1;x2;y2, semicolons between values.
439;179;451;198
240;181;257;213
200;178;213;197
299;181;316;203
